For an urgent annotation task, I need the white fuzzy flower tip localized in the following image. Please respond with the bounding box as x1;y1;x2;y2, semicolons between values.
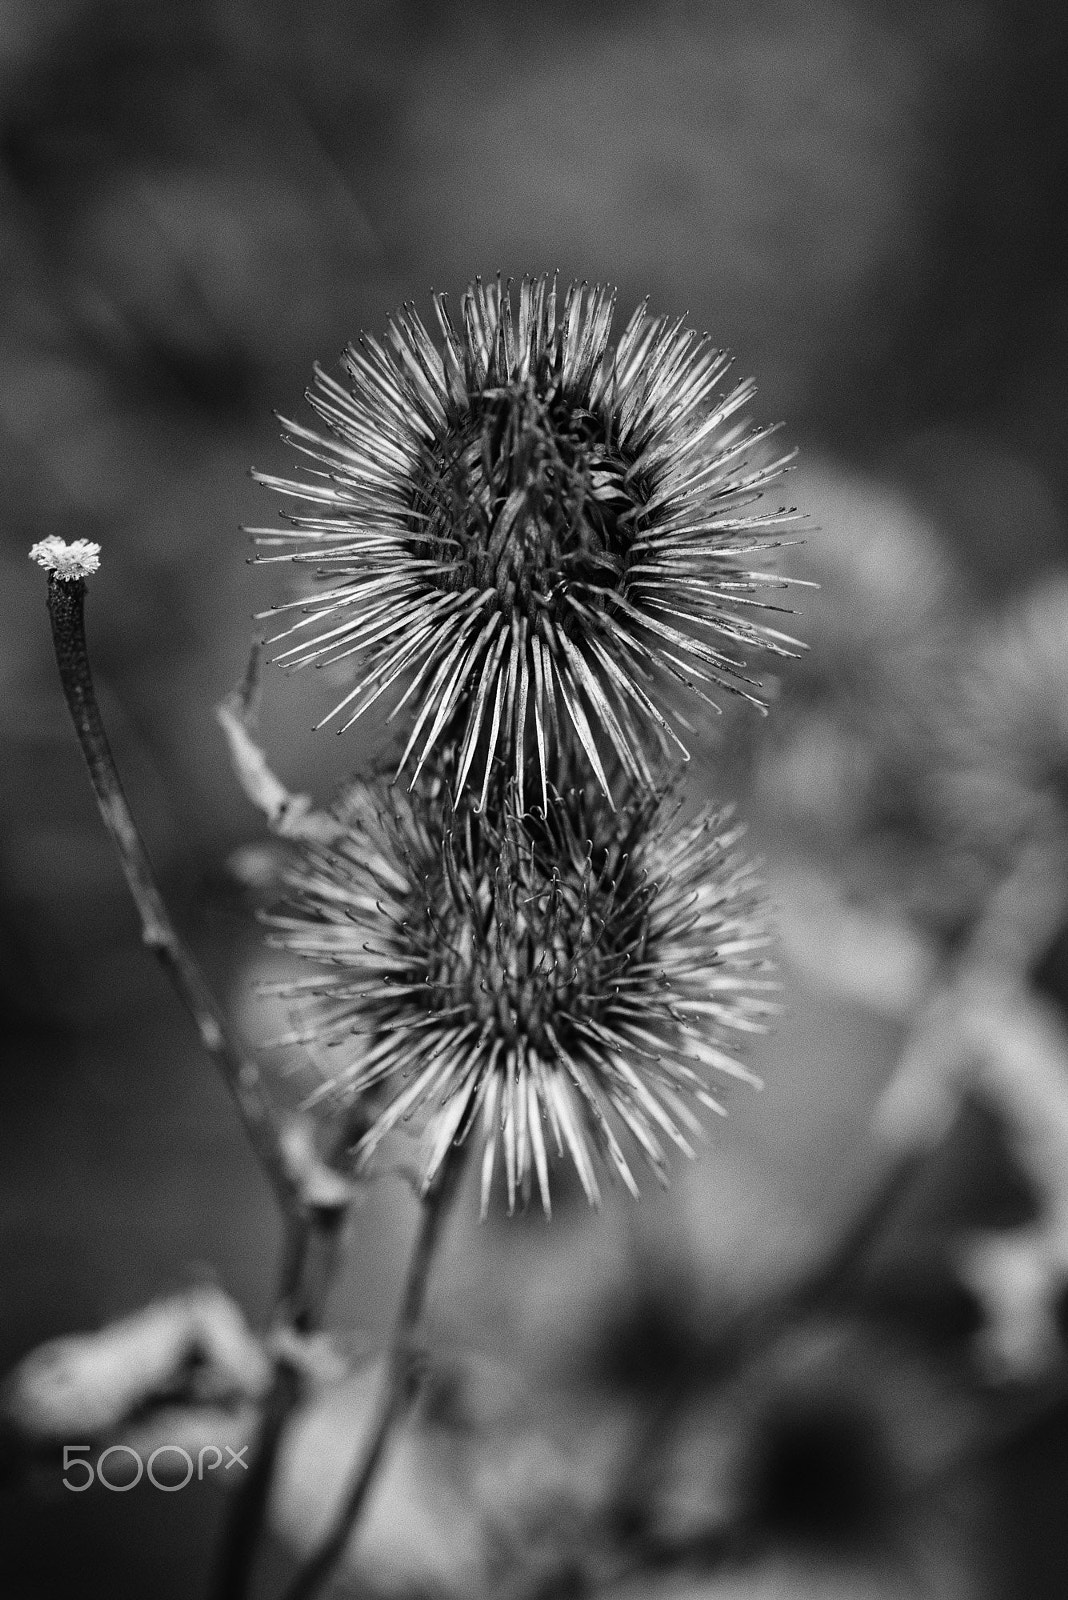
29;537;102;580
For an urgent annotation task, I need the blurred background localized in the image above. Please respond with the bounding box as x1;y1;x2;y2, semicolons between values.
3;0;1068;1595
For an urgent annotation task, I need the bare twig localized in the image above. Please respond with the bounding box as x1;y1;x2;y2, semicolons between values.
211;1206;346;1600
875;839;1068;1156
216;646;341;844
40;562;296;1211
282;1150;467;1600
34;549;358;1599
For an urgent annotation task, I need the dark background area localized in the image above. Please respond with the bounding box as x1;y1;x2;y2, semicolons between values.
2;1;1068;1595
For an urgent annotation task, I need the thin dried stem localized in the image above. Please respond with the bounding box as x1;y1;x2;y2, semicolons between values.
211;1207;346;1600
43;569;295;1210
42;565;359;1599
282;1150;466;1600
216;645;342;844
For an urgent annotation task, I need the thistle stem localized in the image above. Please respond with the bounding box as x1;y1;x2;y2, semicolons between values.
282;1152;466;1600
43;571;295;1211
211;1208;345;1600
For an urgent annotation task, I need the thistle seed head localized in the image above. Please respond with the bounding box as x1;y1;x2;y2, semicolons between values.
942;574;1068;864
266;766;775;1216
254;274;803;808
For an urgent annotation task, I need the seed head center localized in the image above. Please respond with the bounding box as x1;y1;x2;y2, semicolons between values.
421;827;652;1055
414;378;640;624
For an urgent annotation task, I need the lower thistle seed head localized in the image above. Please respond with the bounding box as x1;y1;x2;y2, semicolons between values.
266;764;776;1216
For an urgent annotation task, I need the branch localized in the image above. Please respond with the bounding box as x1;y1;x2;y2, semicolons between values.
281;1150;466;1600
33;544;295;1212
31;542;360;1596
216;647;342;844
210;1206;346;1600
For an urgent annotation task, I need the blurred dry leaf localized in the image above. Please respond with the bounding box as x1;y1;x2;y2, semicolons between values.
3;1283;269;1441
878;976;1068;1377
958;1229;1066;1379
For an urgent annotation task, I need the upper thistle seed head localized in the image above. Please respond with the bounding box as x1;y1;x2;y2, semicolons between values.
253;274;804;808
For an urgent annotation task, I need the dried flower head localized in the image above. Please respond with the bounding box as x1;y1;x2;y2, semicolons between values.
942;574;1068;864
29;537;102;580
752;468;975;938
774;466;957;735
266;767;774;1215
254;275;802;807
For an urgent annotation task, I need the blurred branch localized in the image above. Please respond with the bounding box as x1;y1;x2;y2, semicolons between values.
967;839;1068;979
282;1148;467;1600
211;1205;346;1600
612;838;1068;1531
876;839;1068;1155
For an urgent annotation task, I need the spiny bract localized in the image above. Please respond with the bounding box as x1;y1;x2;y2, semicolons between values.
265;767;775;1215
253;274;803;809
